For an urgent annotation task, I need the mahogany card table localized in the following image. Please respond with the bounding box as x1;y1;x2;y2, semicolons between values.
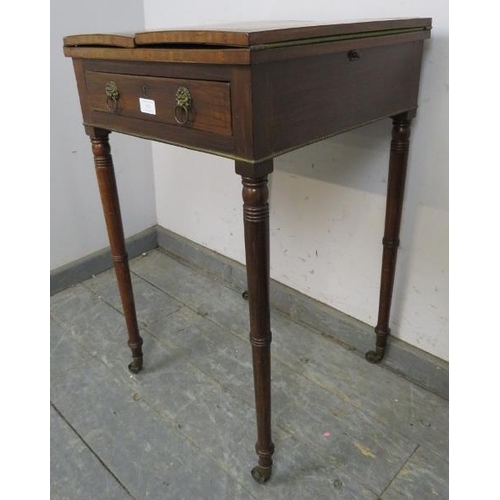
63;18;432;483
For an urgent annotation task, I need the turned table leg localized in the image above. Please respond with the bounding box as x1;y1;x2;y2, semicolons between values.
366;112;413;364
236;160;275;483
88;128;144;373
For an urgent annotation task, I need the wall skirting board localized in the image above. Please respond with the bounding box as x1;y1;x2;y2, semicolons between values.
51;224;449;399
50;226;158;296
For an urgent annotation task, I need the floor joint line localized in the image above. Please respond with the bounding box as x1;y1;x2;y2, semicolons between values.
50;402;136;499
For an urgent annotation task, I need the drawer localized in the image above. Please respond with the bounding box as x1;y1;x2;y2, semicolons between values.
85;71;232;136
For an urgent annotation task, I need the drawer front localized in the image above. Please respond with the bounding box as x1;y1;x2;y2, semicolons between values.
85;71;232;136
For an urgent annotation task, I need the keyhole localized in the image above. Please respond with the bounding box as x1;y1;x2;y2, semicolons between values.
347;50;361;62
142;85;148;96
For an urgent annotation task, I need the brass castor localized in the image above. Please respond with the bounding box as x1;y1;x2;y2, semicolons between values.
366;330;388;364
128;356;143;374
251;465;272;484
365;343;386;364
365;350;384;364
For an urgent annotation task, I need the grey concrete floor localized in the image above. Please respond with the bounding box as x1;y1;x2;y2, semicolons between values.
50;249;448;499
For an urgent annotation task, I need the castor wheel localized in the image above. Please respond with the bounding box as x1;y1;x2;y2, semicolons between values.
242;290;249;300
365;350;384;364
128;356;143;374
251;465;272;483
365;344;386;364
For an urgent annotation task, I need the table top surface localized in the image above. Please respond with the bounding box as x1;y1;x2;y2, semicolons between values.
64;18;431;49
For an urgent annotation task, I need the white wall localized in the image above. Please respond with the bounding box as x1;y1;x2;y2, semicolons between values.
51;0;156;270
145;1;449;360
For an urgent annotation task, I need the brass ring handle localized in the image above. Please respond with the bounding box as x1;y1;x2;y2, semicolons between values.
106;97;118;112
174;104;190;125
105;81;119;112
174;86;192;125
